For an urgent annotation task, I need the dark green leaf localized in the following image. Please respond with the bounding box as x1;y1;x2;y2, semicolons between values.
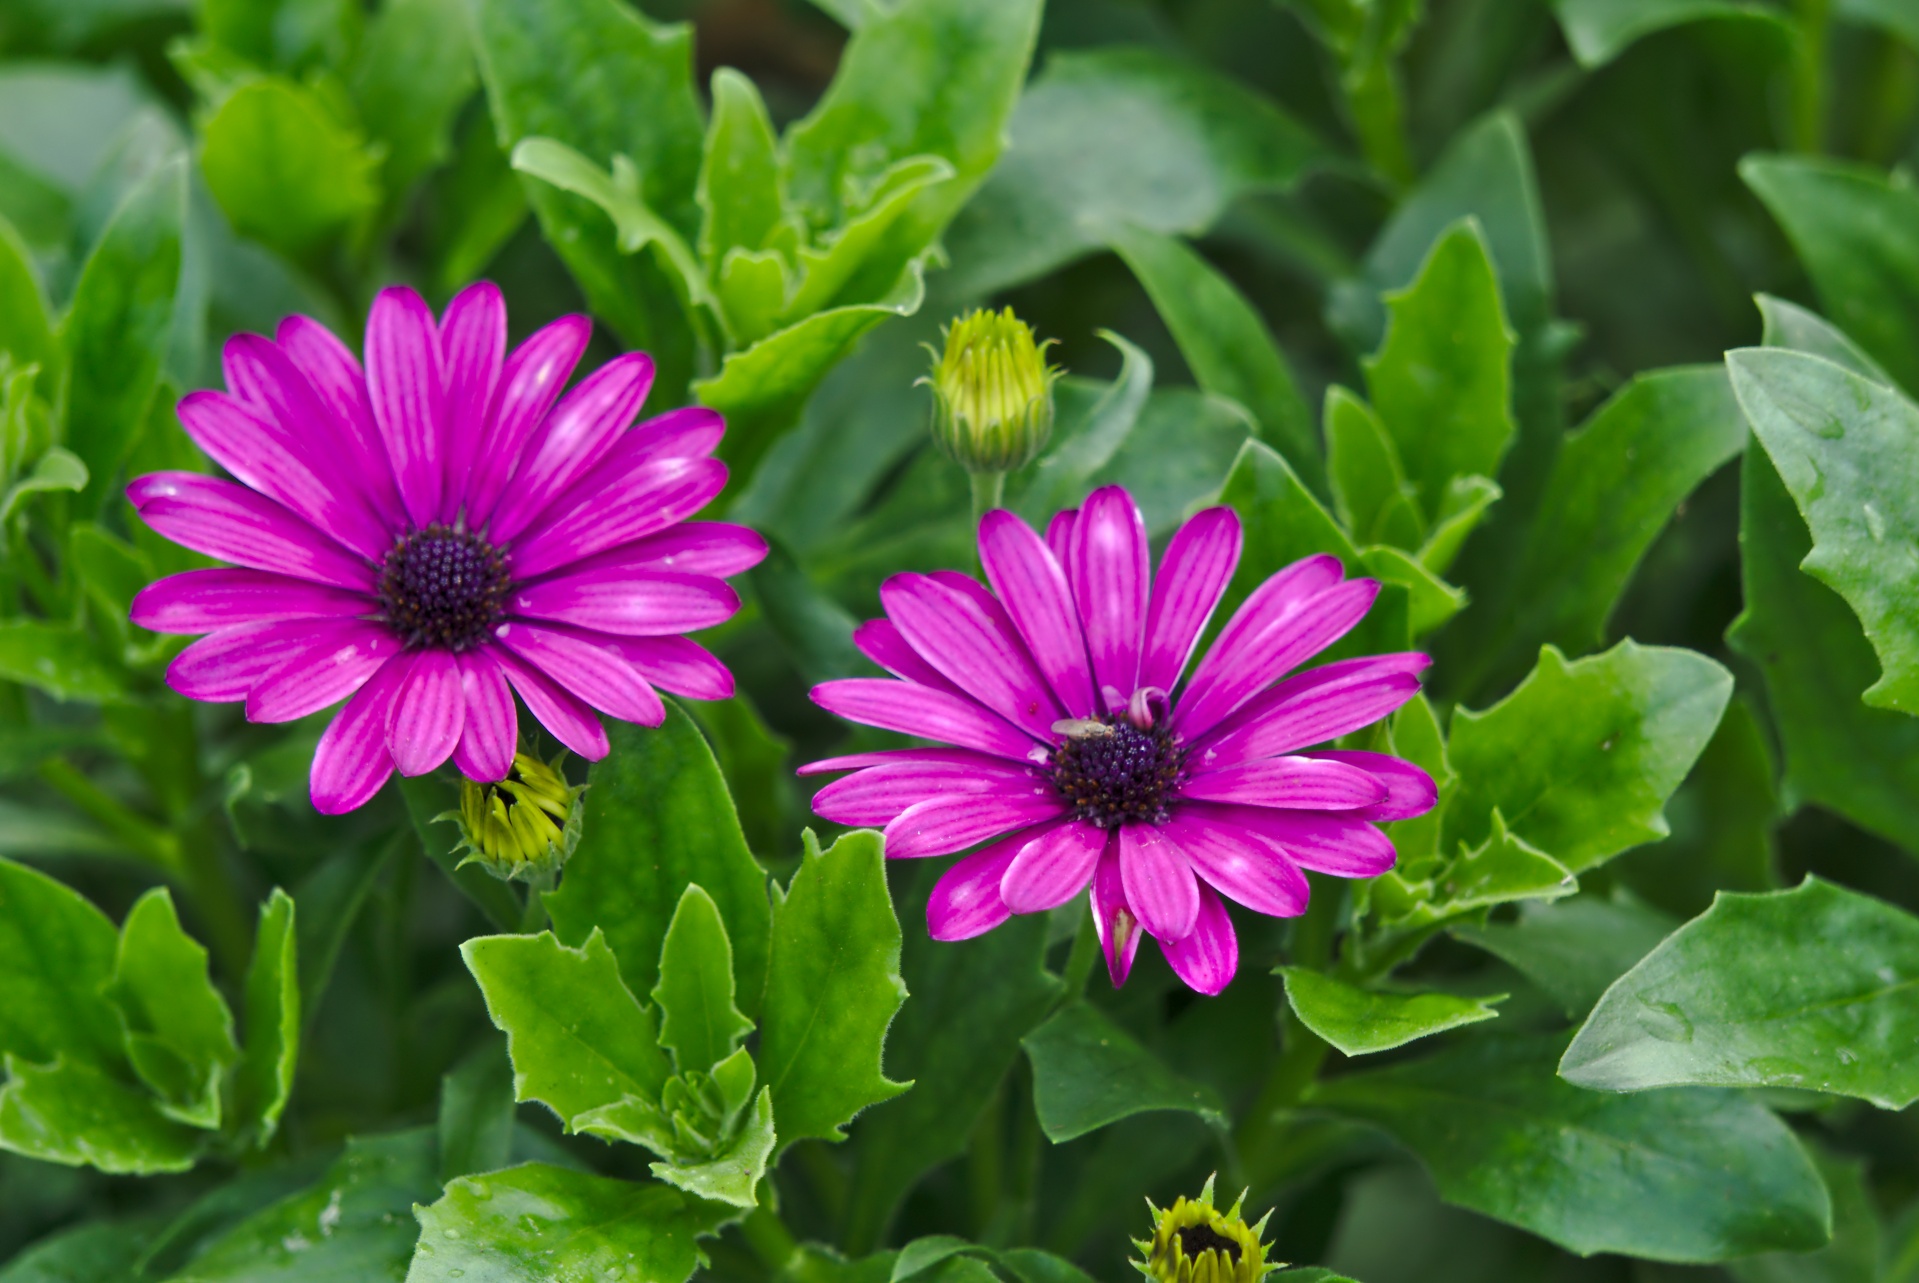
653;885;754;1076
758;830;909;1149
351;0;476;199
1549;0;1794;67
0;1219;157;1283
1326;385;1421;550
1021;1000;1226;1143
1454;895;1678;1017
1279;968;1503;1056
1310;1032;1830;1262
202;77;381;257
1755;295;1891;383
198;0;360;72
236;888;298;1146
1731;1149;1880;1283
1014;331;1154;523
687;695;801;864
104;888;236;1130
398;773;525;932
438;1043;516;1184
1089;389;1257;537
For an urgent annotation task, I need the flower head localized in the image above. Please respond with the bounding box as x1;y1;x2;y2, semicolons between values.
448;751;584;884
130;283;765;813
802;486;1433;994
1135;1176;1276;1283
922;307;1060;474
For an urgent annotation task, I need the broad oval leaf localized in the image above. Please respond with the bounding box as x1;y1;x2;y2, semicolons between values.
1280;968;1502;1057
202;77;381;257
1021;1000;1226;1143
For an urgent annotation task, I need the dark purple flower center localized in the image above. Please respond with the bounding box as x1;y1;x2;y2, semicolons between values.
1050;717;1182;829
379;524;510;652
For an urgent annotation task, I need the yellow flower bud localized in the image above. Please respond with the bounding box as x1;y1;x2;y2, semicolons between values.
447;752;585;885
1134;1176;1277;1283
922;307;1061;475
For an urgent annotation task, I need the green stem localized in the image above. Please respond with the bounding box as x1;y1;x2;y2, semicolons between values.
739;1205;800;1277
1345;60;1416;190
1792;0;1832;153
968;471;1006;529
968;1077;1007;1238
1060;911;1100;1002
1235;881;1342;1161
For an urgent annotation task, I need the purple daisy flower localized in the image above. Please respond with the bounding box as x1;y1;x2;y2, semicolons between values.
801;486;1434;995
129;282;765;814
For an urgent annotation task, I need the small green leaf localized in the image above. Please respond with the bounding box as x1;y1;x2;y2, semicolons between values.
1561;878;1919;1108
350;0;476;200
0;1219;158;1283
0;1055;202;1174
437;1043;516;1183
544;707;771;1017
1454;896;1677;1017
1107;223;1321;492
236;889;298;1146
0;215;53;373
1326;386;1422;549
1280;968;1502;1056
0;447;87;528
654;885;755;1076
462;929;671;1128
651;1086;775;1209
105;889;236;1130
407;1162;734;1283
0;857;125;1070
1356;545;1465;637
1021;1001;1226;1143
783;155;952;322
202;78;380;258
1549;0;1793;67
1754;294;1891;383
1727;347;1919;715
697;68;787;270
0;621;126;705
69;522;152;642
758;830;909;1149
1418;475;1501;576
1446;641;1733;873
1362;219;1517;525
1310;1032;1830;1262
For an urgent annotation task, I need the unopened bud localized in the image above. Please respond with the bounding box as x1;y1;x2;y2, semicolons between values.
447;752;585;885
922;307;1060;475
1134;1176;1277;1283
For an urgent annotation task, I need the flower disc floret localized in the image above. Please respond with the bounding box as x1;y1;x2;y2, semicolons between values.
379;524;509;651
1052;717;1182;828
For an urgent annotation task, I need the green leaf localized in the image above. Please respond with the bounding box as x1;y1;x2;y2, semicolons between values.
1840;0;1919;48
1446;641;1733;873
0;1055;202;1174
1754;294;1892;384
198;0;360;72
351;0;477;199
438;1043;516;1184
687;695;802;863
1279;968;1503;1056
758;830;909;1149
1742;155;1919;398
399;773;525;932
1362;220;1516;524
0;215;52;373
0;1219;158;1283
59;157;183;512
1021;1001;1227;1143
697;69;787;272
0;857;124;1069
1454;896;1678;1017
944;47;1330;296
105;889;236;1130
1549;0;1794;67
782;155;952;322
1015;332;1154;523
1326;386;1421;549
1727;347;1919;715
653;885;755;1076
236;888;298;1146
0;621;126;705
1731;1149;1881;1283
1356;545;1465;637
172;1129;440;1281
1309;1032;1830;1262
201;77;381;258
462;929;671;1128
544;707;771;1017
650;1086;776;1209
1561;878;1919;1108
407;1163;734;1283
0;447;88;527
1729;437;1919;852
1107;223;1321;492
70;522;153;642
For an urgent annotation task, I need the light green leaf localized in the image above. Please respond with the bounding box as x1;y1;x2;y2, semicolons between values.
1549;0;1793;67
1446;641;1733;873
783;155;952;322
1454;895;1678;1017
653;885;755;1077
1727;347;1919;715
1107;223;1321;492
105;889;236;1130
1021;1001;1226;1143
1418;474;1501;576
462;929;671;1128
0;1055;202;1174
351;0;477;199
198;0;360;72
437;1044;515;1183
1754;294;1892;384
59;157;183;512
0;621;125;704
758;830;909;1149
173;1129;440;1281
1369;811;1576;938
544;707;771;1017
698;68;788;271
1357;545;1465;637
1325;386;1422;549
651;1087;775;1209
944;47;1330;297
0;857;125;1069
406;1162;734;1283
1309;1033;1830;1262
236;888;298;1146
714;249;791;348
1280;968;1502;1056
0;447;87;526
1362;220;1516;524
0;215;53;373
69;522;152;642
1561;878;1919;1108
202;78;380;257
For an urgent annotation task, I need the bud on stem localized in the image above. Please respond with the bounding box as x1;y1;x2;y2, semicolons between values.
922;308;1060;523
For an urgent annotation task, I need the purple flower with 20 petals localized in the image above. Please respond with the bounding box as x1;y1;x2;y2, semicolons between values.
804;486;1435;994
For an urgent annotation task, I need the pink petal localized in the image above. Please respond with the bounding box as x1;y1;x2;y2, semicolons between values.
131;569;371;634
365;286;448;528
1161;814;1309;918
166;619;326;702
1090;840;1139;988
439;282;507;523
1307;750;1437;821
507;456;728;580
610;405;726;466
453;649;516;783
487;351;656;543
1119;823;1199;940
979;510;1097;718
927;832;1027;941
882;573;1062;741
855;619;963;693
550;524;766;580
508;568;739;637
809;678;1043;761
1179;755;1388;810
492;620;664;726
1044;509;1076;565
1174;578;1380;739
1068;487;1149;704
388;648;465;776
1185;803;1398;877
1174;554;1341;721
1000;819;1107;913
465;314;592;528
128;472;376;591
487;641;608;759
608;636;733;701
310;653;411;814
275;316;407;528
814;760;1043;827
1139;507;1241;694
1159;885;1238;995
797;747;1005;777
246;620;402;723
1188;653;1430;771
883;790;1070;859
